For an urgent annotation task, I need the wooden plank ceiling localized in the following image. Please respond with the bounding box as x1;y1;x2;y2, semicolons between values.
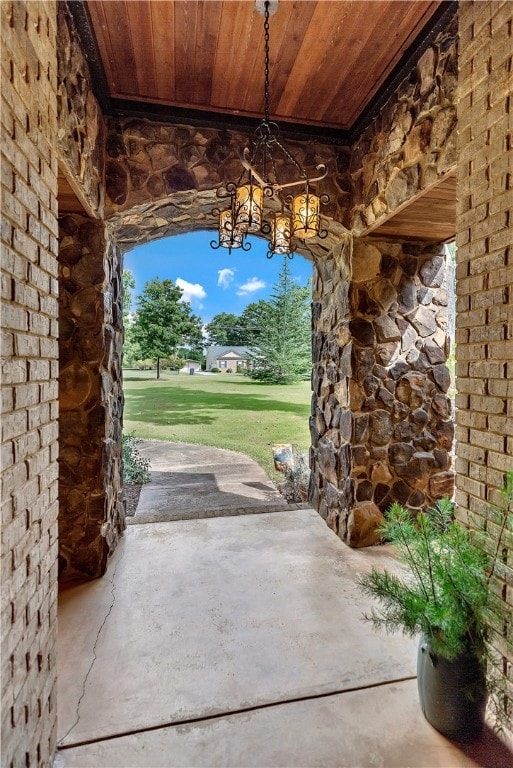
368;174;456;243
58;168;87;214
86;0;442;131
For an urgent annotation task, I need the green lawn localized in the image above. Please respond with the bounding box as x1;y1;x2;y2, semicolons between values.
123;371;311;477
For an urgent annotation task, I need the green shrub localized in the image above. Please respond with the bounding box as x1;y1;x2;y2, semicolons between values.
135;359;154;370
210;367;220;373
359;476;513;732
225;368;233;373
122;432;151;484
277;449;310;502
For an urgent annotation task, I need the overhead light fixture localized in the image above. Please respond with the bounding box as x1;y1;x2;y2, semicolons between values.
211;0;329;259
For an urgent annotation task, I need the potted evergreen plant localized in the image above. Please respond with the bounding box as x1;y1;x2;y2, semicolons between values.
358;473;513;742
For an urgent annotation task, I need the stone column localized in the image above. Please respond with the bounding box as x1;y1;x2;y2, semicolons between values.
347;239;454;545
309;238;354;539
58;214;125;581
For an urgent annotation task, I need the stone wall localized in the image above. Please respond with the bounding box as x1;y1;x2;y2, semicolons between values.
104;117;348;241
1;1;59;765
310;237;454;547
309;239;354;538
348;239;454;543
350;11;458;234
456;0;513;716
58;214;125;582
56;2;104;216
53;3;126;583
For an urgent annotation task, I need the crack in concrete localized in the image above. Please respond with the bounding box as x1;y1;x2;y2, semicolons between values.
57;673;418;751
57;549;125;747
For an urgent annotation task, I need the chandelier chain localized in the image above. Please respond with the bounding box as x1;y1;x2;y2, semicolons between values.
263;1;270;125
210;0;330;256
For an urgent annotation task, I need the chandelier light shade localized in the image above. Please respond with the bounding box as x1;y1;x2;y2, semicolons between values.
236;183;263;232
270;213;293;256
292;190;322;239
211;207;249;253
210;0;329;258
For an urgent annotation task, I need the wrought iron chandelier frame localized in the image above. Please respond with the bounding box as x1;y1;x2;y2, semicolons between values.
210;0;330;258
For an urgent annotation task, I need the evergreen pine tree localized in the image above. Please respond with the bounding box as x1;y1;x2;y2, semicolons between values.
248;257;311;384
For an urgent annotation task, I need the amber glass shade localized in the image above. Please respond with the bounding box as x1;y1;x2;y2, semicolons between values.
236;184;263;232
219;209;243;249
271;214;292;254
292;192;320;239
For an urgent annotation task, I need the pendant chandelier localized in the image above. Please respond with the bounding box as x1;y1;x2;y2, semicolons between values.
211;0;329;259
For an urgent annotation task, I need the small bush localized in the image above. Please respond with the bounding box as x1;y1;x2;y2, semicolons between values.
278;449;310;503
122;432;151;484
135;359;154;370
225;368;233;373
210;367;220;373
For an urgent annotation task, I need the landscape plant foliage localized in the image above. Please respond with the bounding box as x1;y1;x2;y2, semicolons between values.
247;257;311;384
130;277;203;378
277;448;311;502
359;475;513;731
122;432;151;485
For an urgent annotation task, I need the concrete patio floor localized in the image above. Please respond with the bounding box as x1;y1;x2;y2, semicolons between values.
55;444;513;767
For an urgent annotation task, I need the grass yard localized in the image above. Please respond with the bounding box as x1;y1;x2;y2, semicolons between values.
123;371;311;477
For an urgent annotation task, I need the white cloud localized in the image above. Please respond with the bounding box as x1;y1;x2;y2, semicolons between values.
236;277;266;296
217;268;235;289
176;278;206;305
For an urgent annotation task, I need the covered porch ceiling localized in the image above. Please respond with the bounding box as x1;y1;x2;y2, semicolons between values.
74;0;457;242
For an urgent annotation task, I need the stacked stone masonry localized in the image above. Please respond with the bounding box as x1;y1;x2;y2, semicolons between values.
58;214;125;582
309;239;353;538
456;0;513;713
1;1;59;765
350;240;454;538
350;12;458;234
311;238;454;548
2;3;513;763
104;117;349;255
56;2;104;216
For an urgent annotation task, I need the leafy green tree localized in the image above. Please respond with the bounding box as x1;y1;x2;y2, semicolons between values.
122;270;143;367
247;258;311;384
240;300;273;345
131;277;203;379
123;329;143;367
185;312;205;358
205;312;246;346
122;269;136;324
165;353;184;372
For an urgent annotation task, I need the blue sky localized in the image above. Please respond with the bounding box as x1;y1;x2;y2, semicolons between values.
123;231;313;323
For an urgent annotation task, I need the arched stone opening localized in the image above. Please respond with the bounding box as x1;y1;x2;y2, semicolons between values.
57;158;353;583
59;159;455;581
55;22;459;579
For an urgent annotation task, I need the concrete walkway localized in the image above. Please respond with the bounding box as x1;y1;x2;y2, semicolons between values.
56;443;512;767
130;441;295;523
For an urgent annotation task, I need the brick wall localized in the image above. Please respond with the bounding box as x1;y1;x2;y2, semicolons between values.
456;0;513;714
1;1;59;765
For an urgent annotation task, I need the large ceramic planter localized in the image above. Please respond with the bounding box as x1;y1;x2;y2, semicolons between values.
417;636;487;742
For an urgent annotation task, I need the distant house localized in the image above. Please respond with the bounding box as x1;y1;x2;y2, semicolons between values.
178;359;201;374
205;346;252;371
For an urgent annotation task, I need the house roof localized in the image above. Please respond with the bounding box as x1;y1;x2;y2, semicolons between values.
206;346;252;359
